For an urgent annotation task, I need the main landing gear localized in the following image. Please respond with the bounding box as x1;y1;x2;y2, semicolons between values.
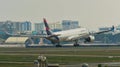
56;45;62;47
73;40;79;47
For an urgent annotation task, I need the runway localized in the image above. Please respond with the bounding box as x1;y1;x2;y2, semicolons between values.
0;43;120;48
26;43;120;48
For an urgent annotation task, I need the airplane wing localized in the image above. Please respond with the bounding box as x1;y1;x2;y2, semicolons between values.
91;26;115;35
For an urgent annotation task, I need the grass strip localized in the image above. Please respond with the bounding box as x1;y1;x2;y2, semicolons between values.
0;55;120;64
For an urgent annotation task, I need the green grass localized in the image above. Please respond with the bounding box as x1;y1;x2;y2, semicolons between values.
0;55;120;64
0;55;36;62
0;47;120;56
47;56;120;64
0;63;33;67
0;47;120;67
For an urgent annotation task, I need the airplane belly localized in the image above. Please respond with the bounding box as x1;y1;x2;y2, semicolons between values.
58;32;89;42
58;36;68;42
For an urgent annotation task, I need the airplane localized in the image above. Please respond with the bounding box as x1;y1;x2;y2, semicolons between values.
43;18;115;47
3;18;114;47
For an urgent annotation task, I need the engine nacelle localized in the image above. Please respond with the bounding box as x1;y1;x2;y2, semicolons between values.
85;35;95;42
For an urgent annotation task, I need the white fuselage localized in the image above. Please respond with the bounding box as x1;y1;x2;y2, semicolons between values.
53;27;90;42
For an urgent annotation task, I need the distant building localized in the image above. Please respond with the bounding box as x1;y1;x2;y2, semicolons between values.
34;22;45;34
0;21;32;34
62;20;79;30
12;22;22;33
49;21;62;32
0;21;16;34
21;21;31;32
11;21;32;33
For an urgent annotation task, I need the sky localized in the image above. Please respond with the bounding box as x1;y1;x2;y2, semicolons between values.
0;0;120;31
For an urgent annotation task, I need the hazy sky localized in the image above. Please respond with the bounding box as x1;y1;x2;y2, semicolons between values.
0;0;120;30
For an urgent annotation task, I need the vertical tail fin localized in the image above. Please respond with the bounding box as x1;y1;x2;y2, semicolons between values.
43;18;52;35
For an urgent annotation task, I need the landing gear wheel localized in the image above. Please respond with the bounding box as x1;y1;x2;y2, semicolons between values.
56;45;62;47
73;44;79;47
74;40;79;47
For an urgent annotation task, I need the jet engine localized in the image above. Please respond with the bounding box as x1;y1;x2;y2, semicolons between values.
84;35;95;42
